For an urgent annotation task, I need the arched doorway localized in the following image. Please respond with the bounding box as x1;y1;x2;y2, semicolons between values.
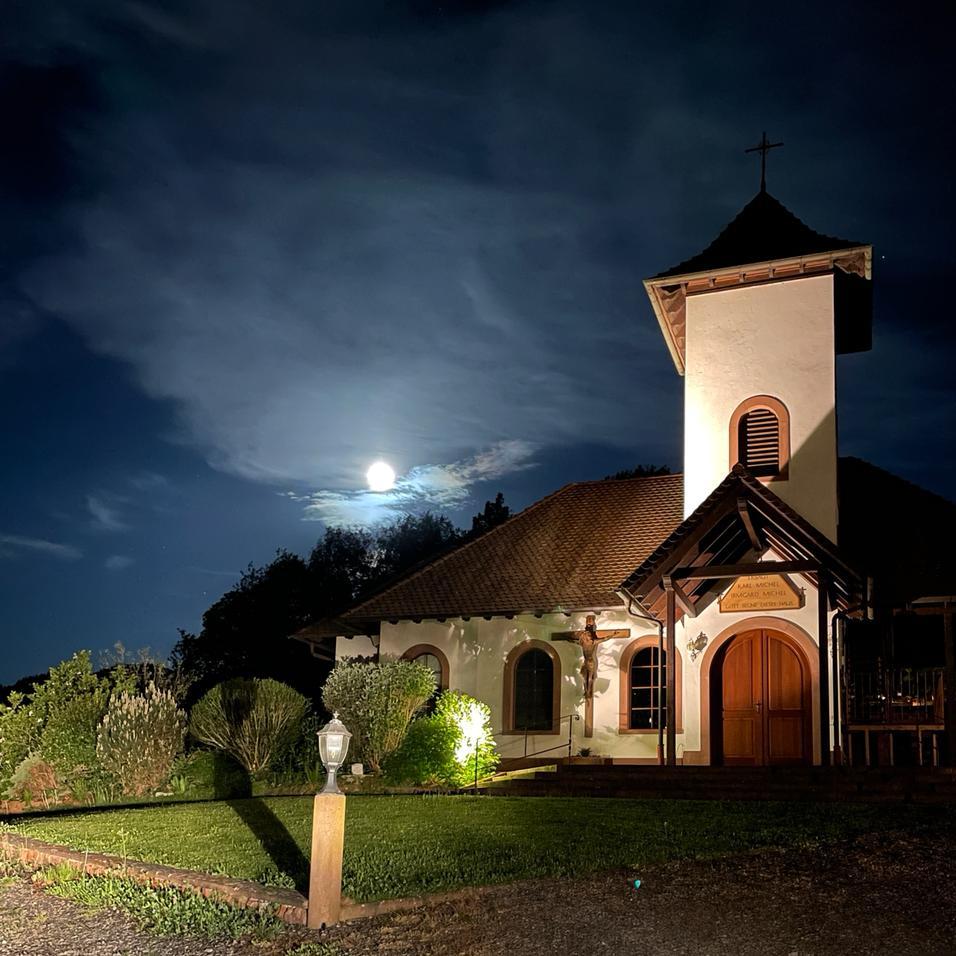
711;628;812;765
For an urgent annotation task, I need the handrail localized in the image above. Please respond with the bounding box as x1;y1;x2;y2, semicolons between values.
495;712;582;763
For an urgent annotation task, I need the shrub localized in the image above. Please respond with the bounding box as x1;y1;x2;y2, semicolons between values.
269;712;322;781
39;693;109;786
382;714;453;787
189;678;308;775
0;692;42;792
0;652;140;799
172;749;251;799
321;658;436;774
35;652;135;790
96;684;187;796
4;754;58;806
385;690;498;788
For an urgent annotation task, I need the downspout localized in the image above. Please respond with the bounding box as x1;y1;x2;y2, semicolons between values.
831;612;843;765
620;587;666;766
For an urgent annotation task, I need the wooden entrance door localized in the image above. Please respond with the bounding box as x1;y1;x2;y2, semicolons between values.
716;629;810;765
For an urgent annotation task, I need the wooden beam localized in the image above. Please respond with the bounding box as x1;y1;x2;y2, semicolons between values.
672;560;819;581
737;497;763;552
818;570;831;767
663;575;697;618
628;497;737;596
665;587;677;766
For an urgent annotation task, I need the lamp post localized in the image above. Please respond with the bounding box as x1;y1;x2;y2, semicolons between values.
308;713;352;929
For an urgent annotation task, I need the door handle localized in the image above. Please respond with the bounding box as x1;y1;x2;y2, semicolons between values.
754;701;762;713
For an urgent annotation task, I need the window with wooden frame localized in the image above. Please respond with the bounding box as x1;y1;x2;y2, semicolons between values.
729;395;790;480
401;644;449;712
618;638;682;734
503;641;561;734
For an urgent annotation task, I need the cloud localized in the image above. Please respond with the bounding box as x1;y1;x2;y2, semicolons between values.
16;1;677;499
0;533;82;561
87;494;129;532
291;439;538;525
16;0;926;509
104;554;134;570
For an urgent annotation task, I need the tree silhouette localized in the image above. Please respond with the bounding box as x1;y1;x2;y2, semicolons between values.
470;492;511;535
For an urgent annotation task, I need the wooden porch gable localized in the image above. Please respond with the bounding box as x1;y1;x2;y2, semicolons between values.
618;465;864;766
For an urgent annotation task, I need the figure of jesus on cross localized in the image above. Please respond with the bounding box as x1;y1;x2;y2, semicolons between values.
552;614;629;737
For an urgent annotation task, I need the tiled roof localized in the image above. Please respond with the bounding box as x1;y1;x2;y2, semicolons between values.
655;190;862;279
339;474;684;624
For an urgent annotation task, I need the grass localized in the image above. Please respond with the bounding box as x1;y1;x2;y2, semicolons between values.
4;795;949;902
32;862;282;938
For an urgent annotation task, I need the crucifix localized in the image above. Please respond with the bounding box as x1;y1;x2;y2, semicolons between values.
552;614;629;737
745;131;784;193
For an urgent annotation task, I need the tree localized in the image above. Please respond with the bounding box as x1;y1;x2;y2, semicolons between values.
603;464;672;480
470;492;510;536
171;513;463;706
307;526;375;611
373;512;461;581
171;550;324;706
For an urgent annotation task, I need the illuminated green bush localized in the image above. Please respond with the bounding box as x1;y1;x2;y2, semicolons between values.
384;690;497;788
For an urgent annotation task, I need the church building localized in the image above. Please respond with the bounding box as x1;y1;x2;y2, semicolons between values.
297;169;956;770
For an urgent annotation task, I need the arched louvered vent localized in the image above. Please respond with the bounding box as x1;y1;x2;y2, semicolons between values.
738;407;780;476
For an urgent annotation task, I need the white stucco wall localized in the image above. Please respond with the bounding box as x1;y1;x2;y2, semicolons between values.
336;587;839;766
683;274;838;540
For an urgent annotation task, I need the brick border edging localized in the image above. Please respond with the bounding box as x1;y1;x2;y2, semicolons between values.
0;832;309;925
0;832;490;926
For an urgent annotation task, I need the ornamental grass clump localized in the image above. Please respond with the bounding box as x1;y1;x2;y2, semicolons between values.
96;684;187;796
321;658;436;773
189;678;309;775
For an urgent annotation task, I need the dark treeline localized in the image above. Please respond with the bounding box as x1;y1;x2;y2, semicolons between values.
170;496;513;708
3;471;667;708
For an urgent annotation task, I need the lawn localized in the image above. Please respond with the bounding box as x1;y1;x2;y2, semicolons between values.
3;795;944;902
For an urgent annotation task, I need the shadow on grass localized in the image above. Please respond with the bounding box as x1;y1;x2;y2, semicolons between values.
211;751;311;892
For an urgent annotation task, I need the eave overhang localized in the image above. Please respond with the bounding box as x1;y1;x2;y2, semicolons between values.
644;245;872;375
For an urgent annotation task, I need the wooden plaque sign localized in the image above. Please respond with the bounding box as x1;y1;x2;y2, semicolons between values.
718;573;803;613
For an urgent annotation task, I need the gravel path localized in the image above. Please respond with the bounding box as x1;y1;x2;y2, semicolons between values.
2;829;955;956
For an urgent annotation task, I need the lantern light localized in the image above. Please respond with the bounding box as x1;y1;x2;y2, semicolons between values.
317;713;352;794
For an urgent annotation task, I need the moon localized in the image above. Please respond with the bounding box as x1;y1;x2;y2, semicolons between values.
366;461;396;492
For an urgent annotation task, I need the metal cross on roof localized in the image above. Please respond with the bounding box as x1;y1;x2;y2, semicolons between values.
745;131;784;192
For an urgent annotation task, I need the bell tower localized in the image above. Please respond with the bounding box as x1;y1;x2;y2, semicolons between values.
644;180;872;542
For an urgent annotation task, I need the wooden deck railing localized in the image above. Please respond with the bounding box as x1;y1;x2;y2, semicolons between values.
847;667;944;725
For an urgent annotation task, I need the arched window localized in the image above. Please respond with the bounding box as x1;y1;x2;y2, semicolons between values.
619;638;682;734
503;641;560;734
514;650;553;731
401;644;449;712
629;646;665;730
729;395;790;480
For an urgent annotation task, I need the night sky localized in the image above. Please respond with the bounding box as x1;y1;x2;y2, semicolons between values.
2;1;954;683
